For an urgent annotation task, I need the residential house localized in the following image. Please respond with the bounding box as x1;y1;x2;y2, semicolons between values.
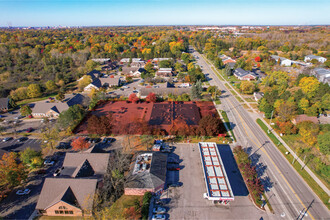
60;152;110;180
253;92;264;102
156;68;173;77
311;68;330;85
125;152;167;195
270;55;292;67
152;58;171;63
131;61;146;68
84;76;120;91
0;98;9;112
36;178;97;217
219;54;236;65
91;58;111;64
304;55;327;63
32;94;89;118
292;114;319;125
139;82;191;98
233;68;258;80
120;58;142;64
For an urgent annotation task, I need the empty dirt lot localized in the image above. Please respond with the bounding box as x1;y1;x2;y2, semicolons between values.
166;143;274;220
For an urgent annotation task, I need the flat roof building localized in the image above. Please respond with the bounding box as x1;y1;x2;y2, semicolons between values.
198;142;234;203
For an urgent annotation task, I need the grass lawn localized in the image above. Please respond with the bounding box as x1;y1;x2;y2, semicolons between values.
219;110;237;142
245;97;257;102
215;99;221;105
17;93;58;106
107;195;143;219
235;95;244;102
256;119;329;209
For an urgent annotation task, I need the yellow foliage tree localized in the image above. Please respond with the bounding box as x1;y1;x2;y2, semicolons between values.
299;77;320;98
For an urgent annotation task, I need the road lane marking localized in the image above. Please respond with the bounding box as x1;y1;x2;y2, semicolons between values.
226;97;315;220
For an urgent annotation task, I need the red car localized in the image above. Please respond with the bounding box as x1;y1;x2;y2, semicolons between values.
26;127;33;133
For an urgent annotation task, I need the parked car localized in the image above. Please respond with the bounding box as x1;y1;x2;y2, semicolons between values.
37;169;46;174
122;86;129;89
8;111;15;114
53;168;61;176
0;115;4;118
153;207;166;214
91;138;101;143
56;142;71;149
44;160;55;166
168;182;182;188
14;115;24;120
167;167;180;171
102;137;115;144
16;189;31;195
17;137;28;142
26;127;33;133
3;137;13;142
152;214;166;220
154;199;164;205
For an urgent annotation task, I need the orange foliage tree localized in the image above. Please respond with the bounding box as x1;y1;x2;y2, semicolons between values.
0;152;27;188
128;93;139;103
146;92;156;102
71;137;90;151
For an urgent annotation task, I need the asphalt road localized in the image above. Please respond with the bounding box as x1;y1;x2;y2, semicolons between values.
191;47;329;220
0;137;42;152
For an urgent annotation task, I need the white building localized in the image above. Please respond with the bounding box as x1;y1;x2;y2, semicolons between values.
304;55;327;63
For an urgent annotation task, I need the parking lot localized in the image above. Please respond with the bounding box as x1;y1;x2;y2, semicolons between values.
0;137;42;153
164;143;271;220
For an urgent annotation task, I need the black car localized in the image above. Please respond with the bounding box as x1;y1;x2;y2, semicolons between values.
91;138;101;143
17;137;28;142
56;142;71;149
3;137;13;142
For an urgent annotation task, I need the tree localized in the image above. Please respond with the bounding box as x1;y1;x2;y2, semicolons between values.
299;77;320;98
10;87;28;101
78;75;92;91
57;105;85;129
85;60;98;72
224;64;232;76
240;81;255;94
0;152;27;188
207;86;221;99
258;98;274;119
321;93;330;110
146;92;156;102
298;121;319;146
87;114;112;134
197;115;224;136
71;137;90;151
298;98;309;112
159;60;172;68
190;80;203;100
20;105;32;116
19;148;43;169
277;102;297;122
144;62;154;73
174;62;184;72
56;92;65;101
128;93;139;103
214;57;224;69
317;131;330;155
255;56;261;62
45;80;57;91
27;84;42;98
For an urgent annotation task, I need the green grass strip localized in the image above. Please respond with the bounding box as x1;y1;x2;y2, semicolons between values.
256;118;329;209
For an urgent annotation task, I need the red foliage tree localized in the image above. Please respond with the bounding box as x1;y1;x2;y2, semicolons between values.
197;115;224;136
71;137;90;151
146;92;156;102
128;93;139;103
87;114;112;135
255;56;261;62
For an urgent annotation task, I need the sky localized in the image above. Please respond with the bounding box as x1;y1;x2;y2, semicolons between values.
0;0;330;27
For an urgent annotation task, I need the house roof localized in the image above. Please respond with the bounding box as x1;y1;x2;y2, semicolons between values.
122;67;139;75
234;68;257;78
313;68;330;77
99;77;120;86
0;98;9;110
270;55;290;62
139;87;191;97
305;55;325;60
125;152;167;189
60;152;110;177
87;70;102;80
32;102;69;115
36;178;97;211
293;114;319;124
66;94;90;107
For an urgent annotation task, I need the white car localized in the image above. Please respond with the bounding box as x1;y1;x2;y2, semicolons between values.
16;189;31;195
44;160;55;166
152;214;166;220
153;207;166;214
122;86;129;89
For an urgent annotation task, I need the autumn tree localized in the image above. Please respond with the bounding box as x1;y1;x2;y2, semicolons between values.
317;131;330;155
298;98;309;112
146;92;156;102
27;84;42;98
207;86;221;99
214;57;224;69
78;75;92;91
299;77;320;98
297;121;319;146
277;102;296;122
224;64;232;76
85;60;98;72
87;114;112;135
240;81;255;94
197;115;224;136
128;93;139;103
0;152;27;188
71;137;90;151
20;105;32;116
19;148;43;169
45;80;57;91
56;91;65;101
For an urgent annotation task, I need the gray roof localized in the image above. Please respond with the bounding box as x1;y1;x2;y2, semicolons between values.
313;68;330;76
270;55;289;62
32;101;69;115
60;153;110;177
122;67;139;75
234;68;257;78
87;70;102;80
305;55;324;60
139;87;191;97
125;152;167;189
66;94;90;107
36;178;97;211
0;98;9;110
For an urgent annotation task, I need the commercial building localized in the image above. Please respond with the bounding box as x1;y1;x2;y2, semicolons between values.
198;142;234;204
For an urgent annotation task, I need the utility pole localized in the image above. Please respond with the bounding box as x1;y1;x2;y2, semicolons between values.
268;110;274;134
292;149;298;165
301;155;307;170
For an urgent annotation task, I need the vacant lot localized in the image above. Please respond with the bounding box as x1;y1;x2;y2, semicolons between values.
166;143;272;219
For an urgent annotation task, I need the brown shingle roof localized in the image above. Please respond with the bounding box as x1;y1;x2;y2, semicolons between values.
36;178;97;211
